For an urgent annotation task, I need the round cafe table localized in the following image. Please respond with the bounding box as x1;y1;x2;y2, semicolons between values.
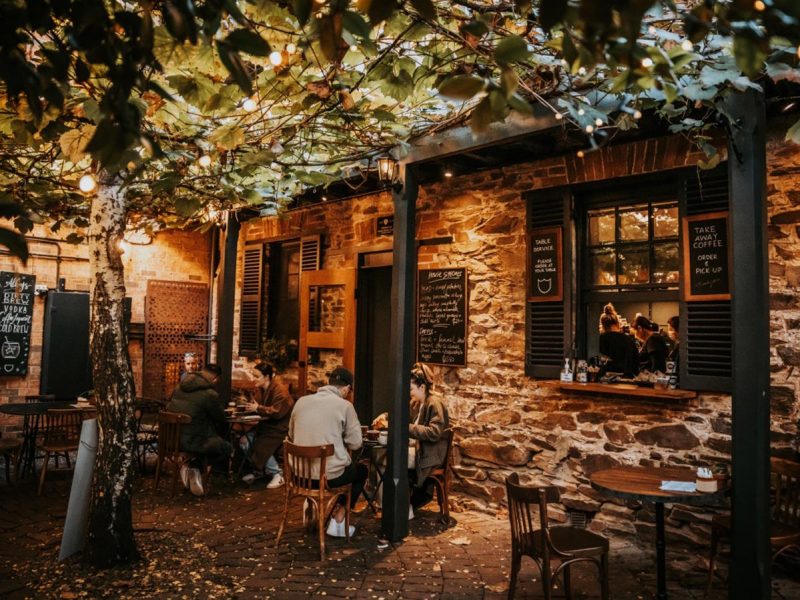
591;466;725;600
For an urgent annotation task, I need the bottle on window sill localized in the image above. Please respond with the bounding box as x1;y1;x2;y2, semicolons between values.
560;358;574;383
576;360;588;383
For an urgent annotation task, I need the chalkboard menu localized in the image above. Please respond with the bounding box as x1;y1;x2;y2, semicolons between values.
416;268;467;367
682;211;731;301
528;227;563;302
0;272;35;376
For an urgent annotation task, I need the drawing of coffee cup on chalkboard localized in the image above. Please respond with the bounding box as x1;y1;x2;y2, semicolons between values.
536;278;553;295
2;337;20;359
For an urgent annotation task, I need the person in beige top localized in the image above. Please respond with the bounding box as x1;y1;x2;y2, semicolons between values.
288;366;365;537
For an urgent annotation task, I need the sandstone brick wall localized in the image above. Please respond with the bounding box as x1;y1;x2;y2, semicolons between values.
0;225;210;433
237;128;799;546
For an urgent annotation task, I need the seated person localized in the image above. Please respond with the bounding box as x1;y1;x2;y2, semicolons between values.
598;303;638;377
667;315;680;363
633;314;669;373
408;362;450;512
242;363;294;488
166;363;232;496
289;366;365;538
181;352;200;381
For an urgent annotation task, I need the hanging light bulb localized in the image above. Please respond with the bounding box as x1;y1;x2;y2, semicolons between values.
577;150;585;158
349;44;358;52
754;0;766;10
681;40;693;52
641;57;653;68
585;124;594;133
577;108;585;116
633;109;643;120
243;97;258;112
647;25;657;35
269;51;283;66
554;112;563;120
198;154;212;168
79;174;97;193
595;118;603;126
286;43;297;54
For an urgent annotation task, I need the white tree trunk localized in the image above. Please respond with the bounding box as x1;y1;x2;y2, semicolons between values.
86;177;139;566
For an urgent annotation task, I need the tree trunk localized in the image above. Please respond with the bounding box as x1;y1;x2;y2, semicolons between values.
85;177;139;567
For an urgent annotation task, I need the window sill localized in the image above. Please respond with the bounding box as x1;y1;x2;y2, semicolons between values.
559;381;697;401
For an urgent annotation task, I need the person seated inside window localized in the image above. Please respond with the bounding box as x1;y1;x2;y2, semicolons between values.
408;362;450;515
633;314;669;373
666;315;679;363
598;303;639;377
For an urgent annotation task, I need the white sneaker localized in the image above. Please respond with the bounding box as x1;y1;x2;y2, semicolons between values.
302;499;313;527
189;468;205;496
266;473;285;489
325;518;355;538
408;505;414;521
180;464;190;489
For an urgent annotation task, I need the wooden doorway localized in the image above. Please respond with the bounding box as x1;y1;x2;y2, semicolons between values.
298;268;356;395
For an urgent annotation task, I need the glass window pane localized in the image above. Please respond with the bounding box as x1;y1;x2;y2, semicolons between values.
590;249;616;286
589;209;615;245
619;205;649;241
653;203;678;238
618;247;649;284
653;241;680;284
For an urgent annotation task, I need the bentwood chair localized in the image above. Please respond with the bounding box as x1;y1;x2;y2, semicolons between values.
154;411;210;497
134;398;164;473
37;408;82;495
0;437;22;484
276;441;353;561
505;473;610;600
706;457;800;593
427;428;454;524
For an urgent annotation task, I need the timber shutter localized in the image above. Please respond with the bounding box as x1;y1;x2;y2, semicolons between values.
525;190;572;378
239;244;264;356
679;164;732;392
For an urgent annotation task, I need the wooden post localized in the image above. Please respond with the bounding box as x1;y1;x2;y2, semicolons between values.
725;89;771;600
216;210;240;407
381;164;417;541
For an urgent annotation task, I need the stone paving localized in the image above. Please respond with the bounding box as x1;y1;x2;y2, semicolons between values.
0;469;798;599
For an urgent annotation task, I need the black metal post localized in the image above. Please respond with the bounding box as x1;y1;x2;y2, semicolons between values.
655;502;667;600
381;164;418;541
725;89;771;600
216;211;240;407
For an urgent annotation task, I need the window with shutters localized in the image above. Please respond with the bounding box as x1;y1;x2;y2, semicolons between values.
238;234;321;358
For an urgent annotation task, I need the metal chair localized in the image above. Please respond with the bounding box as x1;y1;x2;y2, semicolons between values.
275;441;352;561
37;408;82;495
0;437;22;484
134;397;163;473
706;457;800;592
506;473;610;600
427;428;454;524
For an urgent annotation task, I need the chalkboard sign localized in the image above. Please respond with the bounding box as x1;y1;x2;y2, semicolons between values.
416;268;467;367
0;272;35;376
682;211;731;301
528;227;563;302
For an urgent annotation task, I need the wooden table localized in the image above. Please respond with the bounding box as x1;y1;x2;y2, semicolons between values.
591;466;724;600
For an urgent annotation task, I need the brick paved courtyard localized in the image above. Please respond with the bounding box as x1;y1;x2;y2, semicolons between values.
1;471;798;599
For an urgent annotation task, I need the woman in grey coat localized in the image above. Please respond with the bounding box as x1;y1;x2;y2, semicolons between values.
409;362;450;509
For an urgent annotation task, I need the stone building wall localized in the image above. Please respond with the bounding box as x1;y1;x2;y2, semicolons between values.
237;128;800;546
0;225;211;433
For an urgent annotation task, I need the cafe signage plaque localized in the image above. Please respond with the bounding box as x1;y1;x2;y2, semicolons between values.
0;271;35;375
528;227;563;302
682;211;731;301
416;268;467;367
376;215;394;237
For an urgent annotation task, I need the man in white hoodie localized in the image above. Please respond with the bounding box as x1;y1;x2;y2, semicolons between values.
288;366;365;537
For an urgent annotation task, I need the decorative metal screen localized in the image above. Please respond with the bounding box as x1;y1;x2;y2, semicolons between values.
143;280;209;400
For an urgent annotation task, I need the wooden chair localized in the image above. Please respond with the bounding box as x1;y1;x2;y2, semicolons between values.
37;408;82;495
134;398;163;473
505;473;610;600
275;441;353;561
0;437;22;484
706;456;800;592
154;411;208;497
427;428;454;524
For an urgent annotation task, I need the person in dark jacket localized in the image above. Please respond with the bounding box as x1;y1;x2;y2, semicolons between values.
166;363;232;495
242;363;294;487
598;303;639;377
633;315;669;373
409;362;450;512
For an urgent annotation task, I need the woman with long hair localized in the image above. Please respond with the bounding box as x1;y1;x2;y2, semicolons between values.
598;303;639;376
633;314;669;373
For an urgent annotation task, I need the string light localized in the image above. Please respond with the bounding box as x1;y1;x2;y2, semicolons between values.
349;44;358;52
577;150;585;158
585;124;594;133
198;154;212;167
577;108;585;116
754;0;766;10
243;98;258;112
681;40;693;52
641;57;653;68
648;25;657;35
633;109;642;120
79;174;97;193
286;43;297;54
554;112;563;120
595;118;603;126
443;168;453;178
269;51;283;66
